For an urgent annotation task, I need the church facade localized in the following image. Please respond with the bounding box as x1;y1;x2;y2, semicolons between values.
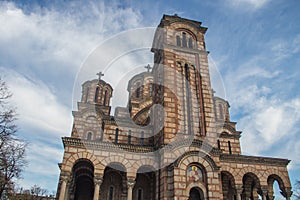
56;15;292;200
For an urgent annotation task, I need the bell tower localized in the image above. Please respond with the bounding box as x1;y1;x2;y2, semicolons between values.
151;14;216;145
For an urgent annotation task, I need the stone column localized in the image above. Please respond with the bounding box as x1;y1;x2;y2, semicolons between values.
93;175;103;200
260;188;268;200
127;178;136;200
236;185;243;200
59;173;70;200
283;187;293;200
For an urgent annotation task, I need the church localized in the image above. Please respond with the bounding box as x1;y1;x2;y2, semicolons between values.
56;15;292;200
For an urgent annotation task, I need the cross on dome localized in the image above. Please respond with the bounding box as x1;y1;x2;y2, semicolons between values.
145;64;152;72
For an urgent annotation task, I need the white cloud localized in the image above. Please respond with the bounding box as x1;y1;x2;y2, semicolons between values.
1;68;72;135
228;0;270;10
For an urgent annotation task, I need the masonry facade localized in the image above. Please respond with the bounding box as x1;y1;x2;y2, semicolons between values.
56;15;292;200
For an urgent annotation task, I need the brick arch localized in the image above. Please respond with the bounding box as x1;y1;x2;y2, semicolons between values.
262;168;291;188
132;158;158;174
174;150;219;172
236;166;263;185
220;165;239;178
102;155;133;174
63;151;105;174
176;152;215;173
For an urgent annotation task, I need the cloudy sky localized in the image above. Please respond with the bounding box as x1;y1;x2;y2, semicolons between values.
0;0;299;197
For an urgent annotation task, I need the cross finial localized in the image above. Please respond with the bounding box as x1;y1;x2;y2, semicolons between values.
96;71;104;81
145;64;152;72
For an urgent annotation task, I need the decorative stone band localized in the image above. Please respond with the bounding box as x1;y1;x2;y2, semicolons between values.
219;154;290;166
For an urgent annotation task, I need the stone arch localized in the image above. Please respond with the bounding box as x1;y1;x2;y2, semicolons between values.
237;166;263;185
242;172;262;199
186;182;207;200
133;158;158;174
102;155;133;175
174;150;218;172
262;168;291;187
221;171;237;199
63;151;104;174
221;165;239;178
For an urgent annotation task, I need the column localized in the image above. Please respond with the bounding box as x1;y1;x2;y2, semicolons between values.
236;185;243;200
127;178;135;200
284;187;293;200
260;188;268;200
93;175;103;200
59;173;70;200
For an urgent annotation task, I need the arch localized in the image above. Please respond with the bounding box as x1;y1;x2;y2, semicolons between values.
133;165;156;200
186;183;207;200
262;168;291;188
221;171;237;200
102;156;132;174
267;174;288;198
63;151;104;174
174;150;219;171
87;132;92;140
189;187;204;200
242;172;261;199
72;159;94;200
133;159;158;174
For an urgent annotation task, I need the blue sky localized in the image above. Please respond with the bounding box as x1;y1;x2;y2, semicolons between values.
0;0;299;198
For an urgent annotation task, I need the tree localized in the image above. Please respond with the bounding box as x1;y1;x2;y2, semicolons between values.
295;180;300;199
0;77;27;198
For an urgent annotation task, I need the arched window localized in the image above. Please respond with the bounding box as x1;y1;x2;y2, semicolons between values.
188;37;194;48
140;131;144;145
108;186;113;200
219;104;224;120
115;128;119;144
136;82;141;98
182;32;187;47
128;130;131;144
228;141;232;154
103;90;108;106
149;83;153;97
87;132;92;141
85;87;90;102
94;87;99;103
137;188;143;200
184;64;189;80
100;122;105;141
176;35;181;46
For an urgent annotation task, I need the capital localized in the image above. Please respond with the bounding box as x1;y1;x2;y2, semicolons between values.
94;175;103;186
127;178;136;188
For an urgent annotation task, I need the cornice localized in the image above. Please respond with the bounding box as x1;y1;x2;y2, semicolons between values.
219;154;290;166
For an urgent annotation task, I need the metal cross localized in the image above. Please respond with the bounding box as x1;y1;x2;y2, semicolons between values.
145;64;152;72
96;72;104;80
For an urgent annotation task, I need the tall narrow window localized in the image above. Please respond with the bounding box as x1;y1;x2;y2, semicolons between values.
109;186;113;200
176;35;181;46
87;132;92;141
128;130;131;144
100;122;105;141
103;90;107;106
94;87;99;103
138;188;143;200
182;32;187;47
188;38;193;48
184;64;190;80
140;131;144;145
85;87;90;102
149;83;153;97
217;140;220;149
115;128;119;144
136;82;141;98
219;104;224;120
228;141;232;154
